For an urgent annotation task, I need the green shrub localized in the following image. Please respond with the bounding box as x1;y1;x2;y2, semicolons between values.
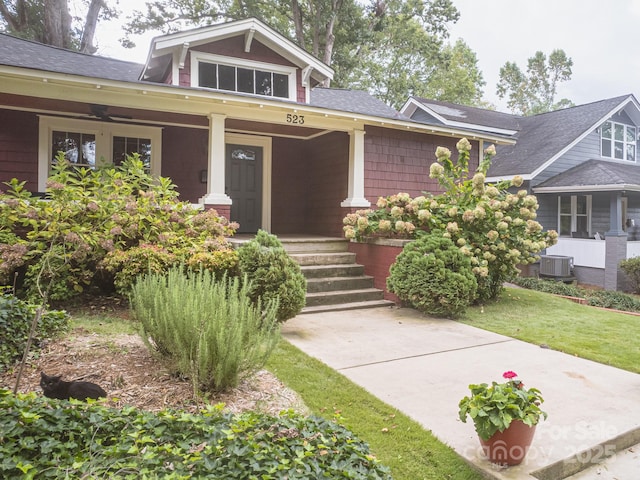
99;244;179;295
0;155;237;300
510;277;583;297
387;232;477;317
586;290;640;312
130;267;280;392
184;247;239;277
619;256;640;293
0;389;391;479
237;230;306;322
0;294;70;371
510;276;640;313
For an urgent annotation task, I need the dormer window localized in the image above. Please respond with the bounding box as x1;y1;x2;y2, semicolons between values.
601;121;636;161
191;52;296;100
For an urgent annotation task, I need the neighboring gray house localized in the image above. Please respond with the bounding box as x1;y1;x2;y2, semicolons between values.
402;95;640;291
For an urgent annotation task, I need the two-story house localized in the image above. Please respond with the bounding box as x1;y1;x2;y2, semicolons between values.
403;95;640;290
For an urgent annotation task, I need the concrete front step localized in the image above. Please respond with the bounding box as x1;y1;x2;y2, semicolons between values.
279;238;348;254
300;264;365;279
305;288;385;307
290;251;356;266
306;275;375;293
300;300;395;314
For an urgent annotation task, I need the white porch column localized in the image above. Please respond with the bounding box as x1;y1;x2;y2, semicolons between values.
199;113;232;205
340;129;370;208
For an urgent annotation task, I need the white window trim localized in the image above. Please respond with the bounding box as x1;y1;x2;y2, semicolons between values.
557;195;592;237
190;51;297;101
600;120;637;162
38;116;162;192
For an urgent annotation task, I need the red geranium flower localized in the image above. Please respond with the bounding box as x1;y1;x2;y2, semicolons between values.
502;371;518;380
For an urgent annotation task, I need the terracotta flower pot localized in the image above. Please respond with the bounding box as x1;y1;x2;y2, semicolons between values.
479;420;537;466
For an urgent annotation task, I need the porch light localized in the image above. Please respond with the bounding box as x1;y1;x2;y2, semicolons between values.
200;170;207;183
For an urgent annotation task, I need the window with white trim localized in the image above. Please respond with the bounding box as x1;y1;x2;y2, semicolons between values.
600;121;636;161
38;117;161;191
558;195;591;237
191;52;296;100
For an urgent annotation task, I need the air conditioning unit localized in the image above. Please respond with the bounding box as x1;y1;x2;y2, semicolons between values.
539;255;573;277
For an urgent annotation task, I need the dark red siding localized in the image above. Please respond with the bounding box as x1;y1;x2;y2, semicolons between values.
161;126;208;203
304;132;350;237
364;127;480;202
0;109;38;191
271;137;307;233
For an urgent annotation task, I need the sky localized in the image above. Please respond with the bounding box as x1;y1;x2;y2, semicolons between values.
89;0;640;112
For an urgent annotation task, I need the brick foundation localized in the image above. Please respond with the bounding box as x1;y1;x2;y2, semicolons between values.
348;238;411;304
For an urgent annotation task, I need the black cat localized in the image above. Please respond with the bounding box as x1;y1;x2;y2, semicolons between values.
40;372;107;401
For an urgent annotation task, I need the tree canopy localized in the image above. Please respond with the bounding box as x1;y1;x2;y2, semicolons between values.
496;49;574;116
0;0;117;53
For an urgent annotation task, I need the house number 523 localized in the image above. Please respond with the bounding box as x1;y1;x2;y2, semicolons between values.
286;113;305;125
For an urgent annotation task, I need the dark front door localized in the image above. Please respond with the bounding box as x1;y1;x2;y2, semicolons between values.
226;144;263;233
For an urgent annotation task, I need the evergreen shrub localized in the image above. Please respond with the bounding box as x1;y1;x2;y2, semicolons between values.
387;232;477;317
130;267;280;392
237;230;306;322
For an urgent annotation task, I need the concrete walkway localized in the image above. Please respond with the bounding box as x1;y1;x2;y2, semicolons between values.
281;306;640;479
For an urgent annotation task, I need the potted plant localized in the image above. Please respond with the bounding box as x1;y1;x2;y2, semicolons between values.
458;371;548;465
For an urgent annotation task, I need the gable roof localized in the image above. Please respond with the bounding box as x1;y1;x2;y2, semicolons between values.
401;97;521;135
144;18;333;85
487;95;638;179
534;159;640;192
0;33;144;82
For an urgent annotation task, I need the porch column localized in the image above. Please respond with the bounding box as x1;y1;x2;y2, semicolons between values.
340;129;370;208
199;113;232;207
604;192;627;290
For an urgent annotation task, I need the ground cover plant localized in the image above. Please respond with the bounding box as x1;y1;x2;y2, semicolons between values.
461;287;640;374
343;139;557;307
0;389;391;479
0;154;237;301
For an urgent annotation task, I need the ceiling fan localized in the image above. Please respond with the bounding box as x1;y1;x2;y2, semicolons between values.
84;104;133;122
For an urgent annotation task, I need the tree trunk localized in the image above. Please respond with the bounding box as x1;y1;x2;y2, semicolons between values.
80;0;106;54
291;0;305;46
44;0;72;49
0;0;29;32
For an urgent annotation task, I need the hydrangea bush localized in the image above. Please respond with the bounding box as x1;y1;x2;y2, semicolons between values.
343;138;558;302
0;154;238;300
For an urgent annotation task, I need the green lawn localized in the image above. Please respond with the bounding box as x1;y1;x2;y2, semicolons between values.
267;341;482;480
460;287;640;374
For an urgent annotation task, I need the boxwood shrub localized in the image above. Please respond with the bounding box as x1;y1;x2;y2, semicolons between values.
387;232;477;317
0;389;391;479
